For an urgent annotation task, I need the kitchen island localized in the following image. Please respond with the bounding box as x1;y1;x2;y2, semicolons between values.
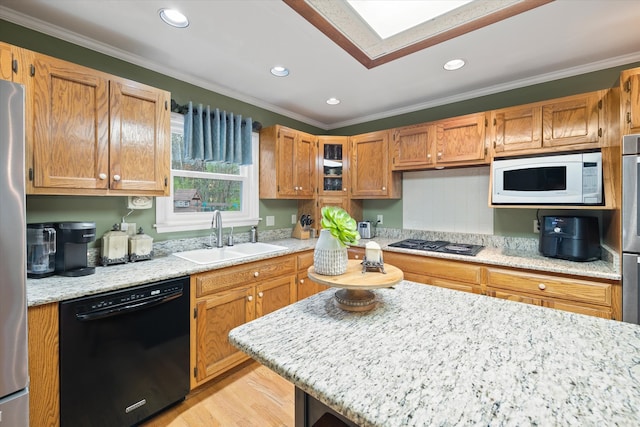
229;280;640;426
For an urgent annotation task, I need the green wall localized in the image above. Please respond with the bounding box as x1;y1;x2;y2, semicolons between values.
3;18;638;242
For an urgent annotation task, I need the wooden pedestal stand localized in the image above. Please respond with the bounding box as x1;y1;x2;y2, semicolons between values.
307;260;403;312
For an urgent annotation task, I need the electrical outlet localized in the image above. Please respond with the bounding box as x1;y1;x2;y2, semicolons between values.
266;216;275;227
377;214;383;225
533;219;540;233
292;214;297;224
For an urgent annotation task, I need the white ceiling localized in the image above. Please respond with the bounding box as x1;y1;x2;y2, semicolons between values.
1;0;639;130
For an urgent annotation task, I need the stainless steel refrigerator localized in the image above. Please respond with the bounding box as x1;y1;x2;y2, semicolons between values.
0;79;29;425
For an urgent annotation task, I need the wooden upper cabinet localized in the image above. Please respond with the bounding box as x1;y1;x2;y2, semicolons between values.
490;91;604;158
434;112;488;166
109;78;170;194
26;51;170;195
259;125;316;199
391;123;435;171
621;66;640;135
491;105;542;154
350;130;401;199
31;53;110;192
318;135;349;196
0;42;14;81
542;92;601;149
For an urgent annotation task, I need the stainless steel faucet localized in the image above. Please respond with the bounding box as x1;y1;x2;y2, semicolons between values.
211;210;223;248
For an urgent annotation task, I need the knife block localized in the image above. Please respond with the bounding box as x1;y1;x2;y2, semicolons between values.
291;223;310;240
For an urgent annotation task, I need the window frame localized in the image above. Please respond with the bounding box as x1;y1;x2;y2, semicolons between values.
155;113;259;233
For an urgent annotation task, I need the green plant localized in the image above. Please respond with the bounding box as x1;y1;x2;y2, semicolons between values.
320;206;360;247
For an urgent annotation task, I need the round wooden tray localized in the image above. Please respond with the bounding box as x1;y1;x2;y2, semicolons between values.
307;259;403;312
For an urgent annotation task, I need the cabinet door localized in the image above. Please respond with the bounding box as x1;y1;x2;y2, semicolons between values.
434;113;487;165
491;105;542;154
256;275;296;316
194;286;255;383
294;131;316;198
31;53;110;191
621;67;640;135
318;136;348;196
0;42;14;81
391;124;435;170
350;131;394;198
542;92;601;149
275;126;298;198
109;78;170;195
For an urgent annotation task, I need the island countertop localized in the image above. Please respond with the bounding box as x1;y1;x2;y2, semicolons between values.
229;280;640;426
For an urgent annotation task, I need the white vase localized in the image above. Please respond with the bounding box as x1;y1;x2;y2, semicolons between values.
314;229;348;275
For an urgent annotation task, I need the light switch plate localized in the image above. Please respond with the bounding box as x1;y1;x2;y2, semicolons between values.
266;216;275;226
127;196;153;210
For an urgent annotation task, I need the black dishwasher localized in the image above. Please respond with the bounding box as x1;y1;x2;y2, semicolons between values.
59;276;190;426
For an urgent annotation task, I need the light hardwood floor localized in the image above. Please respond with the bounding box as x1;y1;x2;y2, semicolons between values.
142;361;295;427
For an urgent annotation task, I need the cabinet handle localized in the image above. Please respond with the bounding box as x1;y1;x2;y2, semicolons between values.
382;186;386;191
258;291;264;298
113;174;121;182
99;173;107;180
427;154;431;159
628;112;632;124
354;255;360;259
538;283;546;290
254;271;259;277
300;279;305;284
437;152;442;159
343;188;347;192
247;295;253;301
11;59;17;74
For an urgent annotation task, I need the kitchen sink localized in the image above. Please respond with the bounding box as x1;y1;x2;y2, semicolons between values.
172;242;288;265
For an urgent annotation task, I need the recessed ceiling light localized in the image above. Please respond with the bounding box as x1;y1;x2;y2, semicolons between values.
159;8;189;28
443;58;465;71
270;66;290;77
326;97;340;105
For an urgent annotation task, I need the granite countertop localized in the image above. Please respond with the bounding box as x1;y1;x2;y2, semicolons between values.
229;280;640;427
26;229;620;307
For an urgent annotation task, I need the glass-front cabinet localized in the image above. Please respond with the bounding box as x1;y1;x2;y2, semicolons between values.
318;136;348;196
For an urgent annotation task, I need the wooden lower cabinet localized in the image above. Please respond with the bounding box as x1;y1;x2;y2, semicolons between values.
484;267;618;320
190;256;297;389
383;251;483;294
28;303;60;427
297;250;329;301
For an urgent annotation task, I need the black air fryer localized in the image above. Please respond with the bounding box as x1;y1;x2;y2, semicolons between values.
54;221;97;276
539;216;601;262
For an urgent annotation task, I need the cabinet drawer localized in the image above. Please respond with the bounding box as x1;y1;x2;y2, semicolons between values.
384;251;481;284
297;250;314;271
485;268;612;306
196;256;296;297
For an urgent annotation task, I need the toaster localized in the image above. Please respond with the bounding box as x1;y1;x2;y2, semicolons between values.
358;221;373;239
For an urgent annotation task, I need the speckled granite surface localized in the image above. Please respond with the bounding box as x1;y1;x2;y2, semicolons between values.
229;281;640;427
27;228;620;307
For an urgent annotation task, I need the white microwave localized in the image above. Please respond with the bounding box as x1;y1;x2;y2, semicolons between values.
491;151;603;205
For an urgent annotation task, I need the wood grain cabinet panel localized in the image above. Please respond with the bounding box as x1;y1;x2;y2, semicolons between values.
259;125;317;199
434;112;488;166
0;41;14;81
542;92;601;149
28;303;60;427
391;123;435;171
485;267;617;319
191;255;297;389
621;66;640;135
297;250;329;300
491;105;542;154
350;130;401;199
25;51;170;196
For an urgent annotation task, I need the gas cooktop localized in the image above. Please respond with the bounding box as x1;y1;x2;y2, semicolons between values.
388;239;484;256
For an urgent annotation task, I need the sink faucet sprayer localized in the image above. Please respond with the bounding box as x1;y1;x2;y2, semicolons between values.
211;210;223;248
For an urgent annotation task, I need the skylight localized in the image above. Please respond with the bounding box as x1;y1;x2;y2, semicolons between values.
347;0;473;40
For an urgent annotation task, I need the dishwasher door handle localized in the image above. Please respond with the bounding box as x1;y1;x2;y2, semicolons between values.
75;291;182;321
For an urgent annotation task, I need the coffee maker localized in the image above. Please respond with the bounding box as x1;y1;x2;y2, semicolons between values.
54;221;96;276
26;223;57;278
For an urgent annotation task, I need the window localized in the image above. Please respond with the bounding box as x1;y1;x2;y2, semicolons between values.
155;113;259;233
